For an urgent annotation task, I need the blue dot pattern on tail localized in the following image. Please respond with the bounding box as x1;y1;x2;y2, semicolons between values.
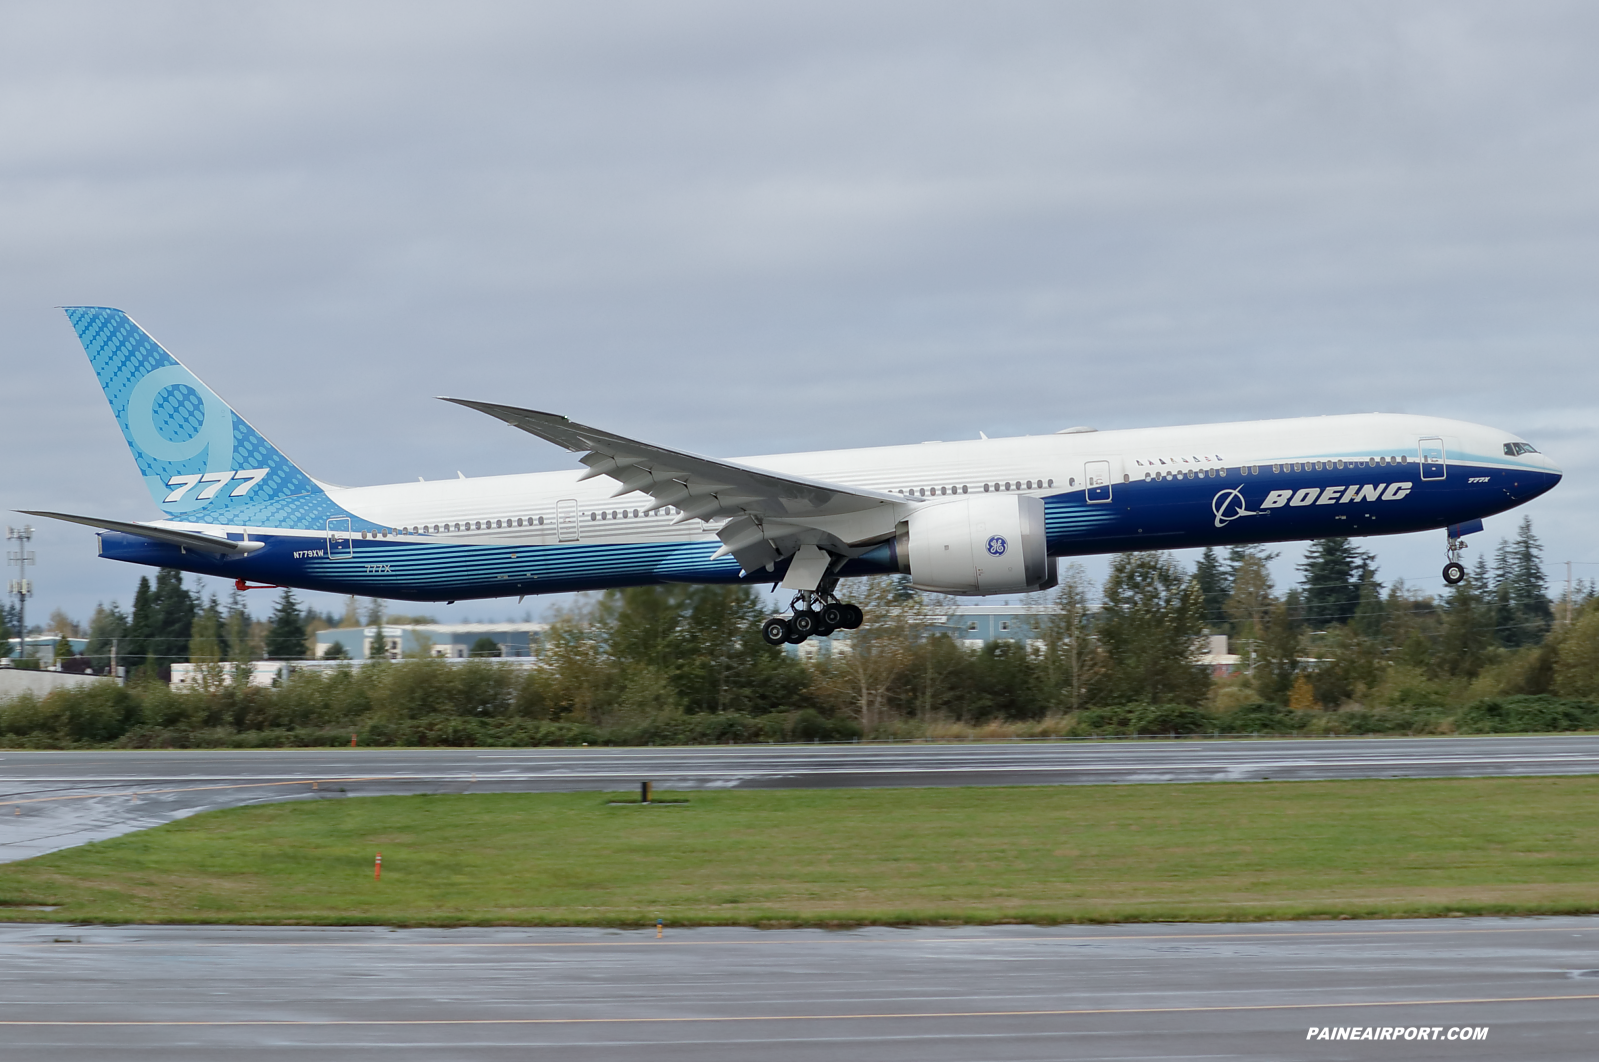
63;307;370;530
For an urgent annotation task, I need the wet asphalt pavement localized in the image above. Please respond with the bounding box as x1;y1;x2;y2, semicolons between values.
0;918;1594;1061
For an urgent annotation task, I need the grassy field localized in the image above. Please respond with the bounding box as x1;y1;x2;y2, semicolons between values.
1;778;1597;927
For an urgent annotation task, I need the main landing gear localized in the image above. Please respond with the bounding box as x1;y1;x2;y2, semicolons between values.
761;590;864;645
1442;534;1467;586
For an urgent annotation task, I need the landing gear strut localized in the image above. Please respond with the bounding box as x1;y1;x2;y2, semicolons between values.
1442;534;1467;586
760;581;864;646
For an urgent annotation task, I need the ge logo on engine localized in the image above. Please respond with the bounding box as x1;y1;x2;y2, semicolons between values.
986;535;1008;556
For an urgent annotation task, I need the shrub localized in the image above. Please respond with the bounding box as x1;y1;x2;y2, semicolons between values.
1454;695;1599;734
1219;701;1300;734
1074;703;1213;736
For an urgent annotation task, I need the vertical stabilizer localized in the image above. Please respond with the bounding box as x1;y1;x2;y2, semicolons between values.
63;307;329;526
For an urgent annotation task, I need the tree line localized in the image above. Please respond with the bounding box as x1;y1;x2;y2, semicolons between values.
4;517;1599;747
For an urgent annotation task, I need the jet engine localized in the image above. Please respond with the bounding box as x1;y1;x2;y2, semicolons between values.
894;494;1051;595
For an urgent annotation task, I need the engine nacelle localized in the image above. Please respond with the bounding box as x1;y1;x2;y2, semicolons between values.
896;494;1050;595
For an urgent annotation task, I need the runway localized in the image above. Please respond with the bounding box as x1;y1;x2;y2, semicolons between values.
3;735;1599;861
0;917;1593;1060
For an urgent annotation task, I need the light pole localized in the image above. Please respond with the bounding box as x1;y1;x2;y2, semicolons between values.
6;525;35;661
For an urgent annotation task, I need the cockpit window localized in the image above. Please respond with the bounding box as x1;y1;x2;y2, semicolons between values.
1503;442;1539;456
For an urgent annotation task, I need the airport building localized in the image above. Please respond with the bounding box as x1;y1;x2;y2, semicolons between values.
314;622;546;661
3;634;89;663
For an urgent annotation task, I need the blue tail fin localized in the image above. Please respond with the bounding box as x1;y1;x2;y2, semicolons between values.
63;307;331;527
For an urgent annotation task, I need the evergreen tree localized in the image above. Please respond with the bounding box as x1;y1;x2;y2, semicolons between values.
1093;552;1209;707
125;575;155;673
365;598;387;661
83;602;130;672
0;608;13;660
1297;538;1373;629
144;568;197;676
1495;517;1553;648
322;639;350;660
265;588;308;660
1194;547;1231;629
1351;565;1386;639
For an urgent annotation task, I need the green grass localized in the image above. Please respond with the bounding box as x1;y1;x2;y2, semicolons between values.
2;778;1598;927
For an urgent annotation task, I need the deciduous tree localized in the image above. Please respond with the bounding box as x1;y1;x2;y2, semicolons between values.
1093;552;1208;707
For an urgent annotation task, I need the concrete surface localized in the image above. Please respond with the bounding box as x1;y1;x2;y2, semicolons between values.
3;735;1599;861
0;917;1594;1060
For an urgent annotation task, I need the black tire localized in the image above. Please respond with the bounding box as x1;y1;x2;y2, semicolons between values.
820;603;845;628
1443;561;1466;585
761;618;790;645
785;627;808;644
791;610;818;635
841;604;864;629
813;624;836;638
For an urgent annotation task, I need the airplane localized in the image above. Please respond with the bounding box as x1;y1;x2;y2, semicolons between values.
22;306;1562;645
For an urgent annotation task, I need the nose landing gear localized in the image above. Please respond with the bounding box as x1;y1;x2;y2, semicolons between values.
1442;534;1467;585
760;588;865;645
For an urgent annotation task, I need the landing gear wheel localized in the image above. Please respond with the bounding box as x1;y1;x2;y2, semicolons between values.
784;626;808;644
761;618;790;646
791;610;819;636
841;604;864;630
819;603;845;629
1443;561;1466;585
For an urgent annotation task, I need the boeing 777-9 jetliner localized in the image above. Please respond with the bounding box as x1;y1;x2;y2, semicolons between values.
23;307;1562;644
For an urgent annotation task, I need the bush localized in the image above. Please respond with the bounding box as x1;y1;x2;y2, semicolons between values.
1073;703;1213;736
1218;701;1301;734
1454;695;1599;734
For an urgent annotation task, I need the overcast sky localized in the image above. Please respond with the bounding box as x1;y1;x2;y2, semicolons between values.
3;1;1597;627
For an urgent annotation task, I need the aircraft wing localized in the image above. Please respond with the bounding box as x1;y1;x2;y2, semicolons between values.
441;399;907;574
19;511;266;555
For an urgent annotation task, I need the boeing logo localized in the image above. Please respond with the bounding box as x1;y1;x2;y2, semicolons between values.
1212;482;1415;526
1211;487;1260;528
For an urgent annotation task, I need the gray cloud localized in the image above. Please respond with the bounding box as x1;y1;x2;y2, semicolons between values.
4;1;1597;621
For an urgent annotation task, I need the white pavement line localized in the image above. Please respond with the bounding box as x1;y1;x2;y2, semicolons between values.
0;777;403;807
1;992;1596;1025
7;753;1599;782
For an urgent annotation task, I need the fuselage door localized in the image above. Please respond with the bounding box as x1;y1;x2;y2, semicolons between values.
326;516;352;558
1419;437;1447;481
556;499;580;542
1085;460;1112;503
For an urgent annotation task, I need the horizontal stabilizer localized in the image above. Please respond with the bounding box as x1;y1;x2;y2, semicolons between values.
18;511;265;555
